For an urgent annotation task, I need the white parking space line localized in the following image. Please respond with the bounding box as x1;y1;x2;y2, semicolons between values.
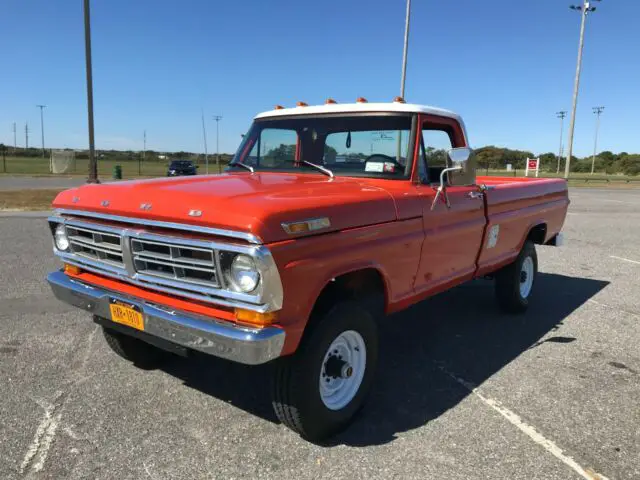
20;394;63;474
610;255;640;265
438;366;610;480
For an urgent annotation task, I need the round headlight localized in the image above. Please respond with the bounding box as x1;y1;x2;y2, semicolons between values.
229;254;260;293
54;224;70;251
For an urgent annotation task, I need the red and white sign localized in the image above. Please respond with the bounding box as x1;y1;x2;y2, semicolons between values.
525;158;540;177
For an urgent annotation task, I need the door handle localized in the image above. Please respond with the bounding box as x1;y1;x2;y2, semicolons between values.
466;191;484;199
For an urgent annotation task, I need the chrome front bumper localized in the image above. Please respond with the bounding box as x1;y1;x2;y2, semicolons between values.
47;271;285;365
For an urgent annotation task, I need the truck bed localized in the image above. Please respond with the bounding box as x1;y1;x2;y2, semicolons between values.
474;176;569;276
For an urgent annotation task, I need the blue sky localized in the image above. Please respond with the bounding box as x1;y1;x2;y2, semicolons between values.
1;0;638;157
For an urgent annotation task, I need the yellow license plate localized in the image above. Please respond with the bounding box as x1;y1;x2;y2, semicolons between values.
109;300;144;331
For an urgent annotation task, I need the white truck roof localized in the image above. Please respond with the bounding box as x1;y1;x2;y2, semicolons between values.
254;101;469;145
255;102;462;122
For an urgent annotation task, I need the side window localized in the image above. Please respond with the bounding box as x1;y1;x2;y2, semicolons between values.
247;128;297;167
419;128;453;183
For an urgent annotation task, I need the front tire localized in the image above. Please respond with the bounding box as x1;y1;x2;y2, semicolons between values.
101;324;170;368
271;302;379;441
495;240;538;313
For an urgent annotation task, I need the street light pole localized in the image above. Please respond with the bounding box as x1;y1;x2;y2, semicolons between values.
400;0;411;98
83;0;98;183
591;106;604;175
36;105;46;158
213;115;222;173
397;0;412;161
564;0;600;179
556;111;567;174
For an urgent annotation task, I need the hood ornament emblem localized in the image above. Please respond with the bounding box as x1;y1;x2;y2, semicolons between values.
188;209;202;217
101;200;110;207
139;203;152;211
72;196;79;203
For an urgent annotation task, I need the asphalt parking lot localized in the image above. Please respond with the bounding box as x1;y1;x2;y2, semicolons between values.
1;188;639;479
0;176;85;191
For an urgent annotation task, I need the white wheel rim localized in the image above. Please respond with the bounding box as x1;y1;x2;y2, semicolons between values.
319;330;367;411
520;256;534;298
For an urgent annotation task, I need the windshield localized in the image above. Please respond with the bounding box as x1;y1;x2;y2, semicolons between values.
229;114;415;179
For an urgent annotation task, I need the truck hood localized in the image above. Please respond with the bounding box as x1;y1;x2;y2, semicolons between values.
52;172;397;243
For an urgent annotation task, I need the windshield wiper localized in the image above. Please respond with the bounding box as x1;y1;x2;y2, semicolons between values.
302;160;333;178
230;161;254;173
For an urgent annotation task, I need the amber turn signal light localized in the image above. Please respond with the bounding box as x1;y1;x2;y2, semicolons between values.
64;263;82;275
274;105;285;110
325;98;337;104
356;97;368;103
234;308;278;327
393;96;406;103
296;101;308;107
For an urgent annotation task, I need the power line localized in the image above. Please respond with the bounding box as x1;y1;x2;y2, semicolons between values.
564;0;602;179
591;106;604;175
556;111;567;174
36;105;46;157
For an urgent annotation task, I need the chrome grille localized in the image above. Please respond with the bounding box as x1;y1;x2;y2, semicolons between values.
131;237;220;290
49;213;283;313
66;224;124;268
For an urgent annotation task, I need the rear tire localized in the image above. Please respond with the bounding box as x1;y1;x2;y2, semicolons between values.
495;240;538;313
271;301;379;441
102;325;169;368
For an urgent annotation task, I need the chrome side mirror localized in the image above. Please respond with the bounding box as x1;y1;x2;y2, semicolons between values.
430;147;477;210
447;147;476;186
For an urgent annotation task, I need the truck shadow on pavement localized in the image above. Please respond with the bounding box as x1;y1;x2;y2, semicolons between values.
160;272;609;447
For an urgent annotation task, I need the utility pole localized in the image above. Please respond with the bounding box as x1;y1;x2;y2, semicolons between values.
25;123;29;149
564;0;601;179
202;111;209;174
140;130;146;176
36;105;46;157
83;0;98;183
12;122;17;152
213;115;222;173
591;106;604;175
556;111;567;174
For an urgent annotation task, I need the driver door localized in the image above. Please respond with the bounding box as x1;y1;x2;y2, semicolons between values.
414;120;486;296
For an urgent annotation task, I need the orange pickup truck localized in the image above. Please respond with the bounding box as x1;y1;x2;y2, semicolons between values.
47;100;568;440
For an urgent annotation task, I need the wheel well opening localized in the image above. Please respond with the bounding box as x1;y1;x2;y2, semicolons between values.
310;269;386;325
527;223;547;245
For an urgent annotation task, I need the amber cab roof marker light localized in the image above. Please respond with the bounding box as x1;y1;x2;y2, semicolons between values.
393;96;406;103
356;97;368;103
325;98;338;104
274;105;285;110
296;101;309;107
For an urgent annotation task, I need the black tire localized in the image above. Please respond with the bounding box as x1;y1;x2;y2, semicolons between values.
495;240;538;313
102;325;169;368
271;301;379;441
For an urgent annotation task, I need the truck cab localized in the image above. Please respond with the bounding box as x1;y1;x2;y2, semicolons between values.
47;99;568;441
